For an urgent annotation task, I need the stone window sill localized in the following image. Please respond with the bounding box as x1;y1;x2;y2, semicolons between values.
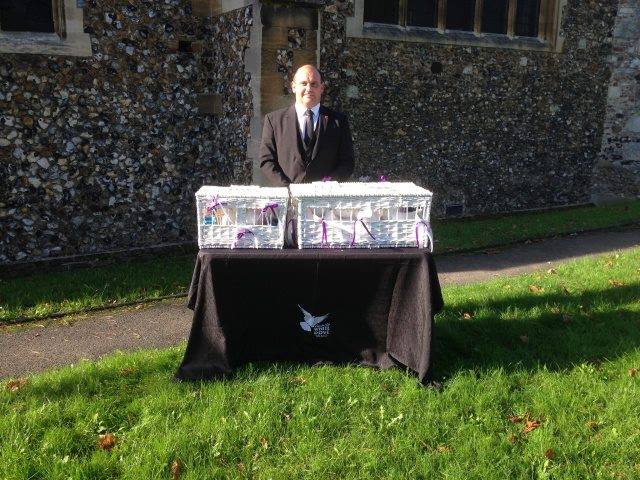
351;23;561;53
0;31;92;56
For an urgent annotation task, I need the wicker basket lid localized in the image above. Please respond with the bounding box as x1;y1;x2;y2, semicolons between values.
289;181;432;198
196;185;289;199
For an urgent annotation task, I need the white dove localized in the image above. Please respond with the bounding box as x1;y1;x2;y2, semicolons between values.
298;305;329;332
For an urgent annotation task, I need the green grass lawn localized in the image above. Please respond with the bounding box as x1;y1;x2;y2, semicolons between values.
1;200;639;324
2;248;639;479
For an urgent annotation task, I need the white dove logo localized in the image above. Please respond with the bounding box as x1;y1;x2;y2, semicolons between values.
298;305;331;337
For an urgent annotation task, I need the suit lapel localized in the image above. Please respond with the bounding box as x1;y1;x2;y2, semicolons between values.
285;105;305;157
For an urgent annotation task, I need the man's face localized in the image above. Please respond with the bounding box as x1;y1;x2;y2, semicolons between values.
291;67;324;109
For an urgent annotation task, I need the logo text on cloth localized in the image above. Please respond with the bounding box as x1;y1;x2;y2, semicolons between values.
298;305;331;338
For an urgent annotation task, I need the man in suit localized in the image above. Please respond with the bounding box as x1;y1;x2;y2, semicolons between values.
259;65;355;186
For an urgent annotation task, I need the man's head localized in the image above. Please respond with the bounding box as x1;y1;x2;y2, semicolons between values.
291;65;324;109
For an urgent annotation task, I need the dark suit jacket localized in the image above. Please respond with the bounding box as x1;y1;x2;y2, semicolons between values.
259;104;355;186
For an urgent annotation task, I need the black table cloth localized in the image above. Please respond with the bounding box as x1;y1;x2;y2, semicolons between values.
175;249;443;383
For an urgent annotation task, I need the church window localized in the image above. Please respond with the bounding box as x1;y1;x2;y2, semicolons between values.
355;0;562;51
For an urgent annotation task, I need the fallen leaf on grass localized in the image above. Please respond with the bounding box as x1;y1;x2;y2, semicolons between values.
170;459;182;480
544;448;555;459
546;268;557;274
118;367;137;377
508;413;541;435
523;419;541;435
528;284;544;293
97;433;116;451
462;312;472;320
5;379;28;392
629;368;638;377
289;376;306;385
608;279;625;287
585;420;598;430
260;437;269;449
436;444;452;453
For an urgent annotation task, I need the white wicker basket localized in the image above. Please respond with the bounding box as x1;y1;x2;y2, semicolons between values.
289;182;433;250
195;185;289;249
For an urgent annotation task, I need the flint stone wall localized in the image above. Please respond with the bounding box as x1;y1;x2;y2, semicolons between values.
319;0;619;215
592;0;640;200
0;0;253;263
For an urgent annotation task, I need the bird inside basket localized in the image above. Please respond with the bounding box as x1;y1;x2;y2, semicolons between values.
212;207;235;225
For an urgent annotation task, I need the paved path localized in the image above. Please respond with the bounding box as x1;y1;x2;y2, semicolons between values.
1;225;639;379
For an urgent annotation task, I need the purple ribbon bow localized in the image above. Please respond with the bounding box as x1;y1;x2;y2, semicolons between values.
205;195;228;214
258;202;279;224
350;219;376;246
236;228;254;240
233;228;256;249
378;175;388;182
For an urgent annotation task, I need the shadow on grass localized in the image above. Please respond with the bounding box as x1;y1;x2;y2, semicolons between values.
431;282;640;379
435;226;640;275
7;283;639;397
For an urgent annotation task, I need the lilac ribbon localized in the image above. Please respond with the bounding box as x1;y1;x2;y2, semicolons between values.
350;219;376;246
205;195;227;214
236;228;254;240
258;202;279;224
233;228;256;249
379;175;388;182
415;220;433;251
261;202;279;215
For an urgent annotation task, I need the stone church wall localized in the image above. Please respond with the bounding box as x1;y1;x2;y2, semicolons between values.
592;0;640;201
1;0;637;266
319;0;619;215
0;0;254;263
